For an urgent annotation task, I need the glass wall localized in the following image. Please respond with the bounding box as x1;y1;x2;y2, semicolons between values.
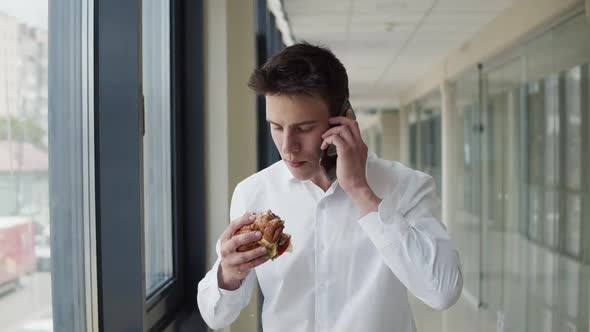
481;55;526;329
452;67;483;305
447;11;590;332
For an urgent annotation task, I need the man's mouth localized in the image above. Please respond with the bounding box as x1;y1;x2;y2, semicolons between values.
286;160;305;168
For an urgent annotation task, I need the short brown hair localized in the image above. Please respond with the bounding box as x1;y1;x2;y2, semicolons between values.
248;42;349;116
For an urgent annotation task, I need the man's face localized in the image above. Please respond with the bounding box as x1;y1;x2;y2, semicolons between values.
266;94;331;181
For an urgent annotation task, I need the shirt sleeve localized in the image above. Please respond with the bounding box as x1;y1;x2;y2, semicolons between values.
358;172;463;310
197;183;257;329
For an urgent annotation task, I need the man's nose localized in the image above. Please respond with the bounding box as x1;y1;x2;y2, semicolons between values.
282;131;300;154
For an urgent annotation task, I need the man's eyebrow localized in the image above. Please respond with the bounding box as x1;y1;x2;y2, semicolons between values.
266;120;318;126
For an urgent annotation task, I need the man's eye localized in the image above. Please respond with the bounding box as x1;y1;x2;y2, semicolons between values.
272;126;283;131
298;127;313;132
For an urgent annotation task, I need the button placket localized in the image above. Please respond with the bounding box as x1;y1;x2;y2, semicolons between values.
317;196;335;332
314;198;326;332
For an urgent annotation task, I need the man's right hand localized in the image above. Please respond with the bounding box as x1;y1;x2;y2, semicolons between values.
218;212;270;290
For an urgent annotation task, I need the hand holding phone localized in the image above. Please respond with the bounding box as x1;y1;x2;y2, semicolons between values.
319;99;356;181
319;101;377;214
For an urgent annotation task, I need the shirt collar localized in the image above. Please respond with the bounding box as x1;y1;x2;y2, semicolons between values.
279;160;334;195
279;160;298;182
279;152;377;189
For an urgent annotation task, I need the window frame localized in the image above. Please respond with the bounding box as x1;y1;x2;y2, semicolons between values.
95;0;146;330
49;0;98;330
94;0;207;330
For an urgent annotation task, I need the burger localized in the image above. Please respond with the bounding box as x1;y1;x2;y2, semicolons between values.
235;210;292;260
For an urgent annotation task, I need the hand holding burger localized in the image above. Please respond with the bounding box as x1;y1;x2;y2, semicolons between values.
218;210;291;290
235;210;292;260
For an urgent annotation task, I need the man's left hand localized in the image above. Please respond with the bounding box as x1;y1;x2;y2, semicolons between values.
321;109;382;216
321;109;368;194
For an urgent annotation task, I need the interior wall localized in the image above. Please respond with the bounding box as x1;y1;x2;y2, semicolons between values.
204;0;259;331
380;111;401;162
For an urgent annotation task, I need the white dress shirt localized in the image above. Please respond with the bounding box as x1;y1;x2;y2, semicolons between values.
197;153;463;331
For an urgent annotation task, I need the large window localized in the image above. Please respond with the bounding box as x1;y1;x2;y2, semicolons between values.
0;2;54;331
0;0;103;330
0;0;209;331
95;0;208;330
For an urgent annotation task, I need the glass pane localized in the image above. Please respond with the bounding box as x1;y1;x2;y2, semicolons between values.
565;66;581;190
527;81;544;183
558;258;580;320
481;65;516;312
542;250;556;307
565;194;581;256
409;109;418;170
416;90;442;197
143;0;173;295
452;68;482;302
543;190;558;248
543;75;560;187
0;3;52;330
529;185;541;241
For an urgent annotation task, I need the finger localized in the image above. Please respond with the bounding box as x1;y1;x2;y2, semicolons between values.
226;246;267;265
228;230;262;252
321;126;343;140
328;115;355;126
221;212;256;241
321;126;355;147
237;254;271;272
336;126;355;145
328;116;362;141
321;134;347;153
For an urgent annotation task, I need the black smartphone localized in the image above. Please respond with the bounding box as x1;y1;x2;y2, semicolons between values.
319;99;356;181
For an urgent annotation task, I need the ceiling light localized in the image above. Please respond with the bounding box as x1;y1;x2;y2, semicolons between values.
267;0;295;46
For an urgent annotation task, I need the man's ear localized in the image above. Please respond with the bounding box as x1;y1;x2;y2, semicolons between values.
346;108;356;120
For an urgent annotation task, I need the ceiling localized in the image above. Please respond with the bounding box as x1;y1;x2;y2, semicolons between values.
283;0;513;110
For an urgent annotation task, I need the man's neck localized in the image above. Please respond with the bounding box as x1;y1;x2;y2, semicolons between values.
310;173;334;192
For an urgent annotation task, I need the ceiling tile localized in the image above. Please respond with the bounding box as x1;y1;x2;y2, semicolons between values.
284;0;514;106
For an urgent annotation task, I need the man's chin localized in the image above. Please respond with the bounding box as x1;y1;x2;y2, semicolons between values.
287;167;309;179
290;171;310;180
286;163;314;180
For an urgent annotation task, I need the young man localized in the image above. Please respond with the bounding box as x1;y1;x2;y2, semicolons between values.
197;43;463;331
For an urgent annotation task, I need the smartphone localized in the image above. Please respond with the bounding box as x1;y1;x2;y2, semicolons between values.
319;99;356;181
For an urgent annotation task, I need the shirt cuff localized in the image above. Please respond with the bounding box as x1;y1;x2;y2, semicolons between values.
358;197;410;249
208;260;247;307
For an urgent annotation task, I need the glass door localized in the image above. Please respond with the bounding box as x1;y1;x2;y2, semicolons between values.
453;67;483;306
480;77;508;313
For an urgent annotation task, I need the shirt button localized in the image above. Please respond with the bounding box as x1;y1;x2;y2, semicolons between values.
432;278;439;289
